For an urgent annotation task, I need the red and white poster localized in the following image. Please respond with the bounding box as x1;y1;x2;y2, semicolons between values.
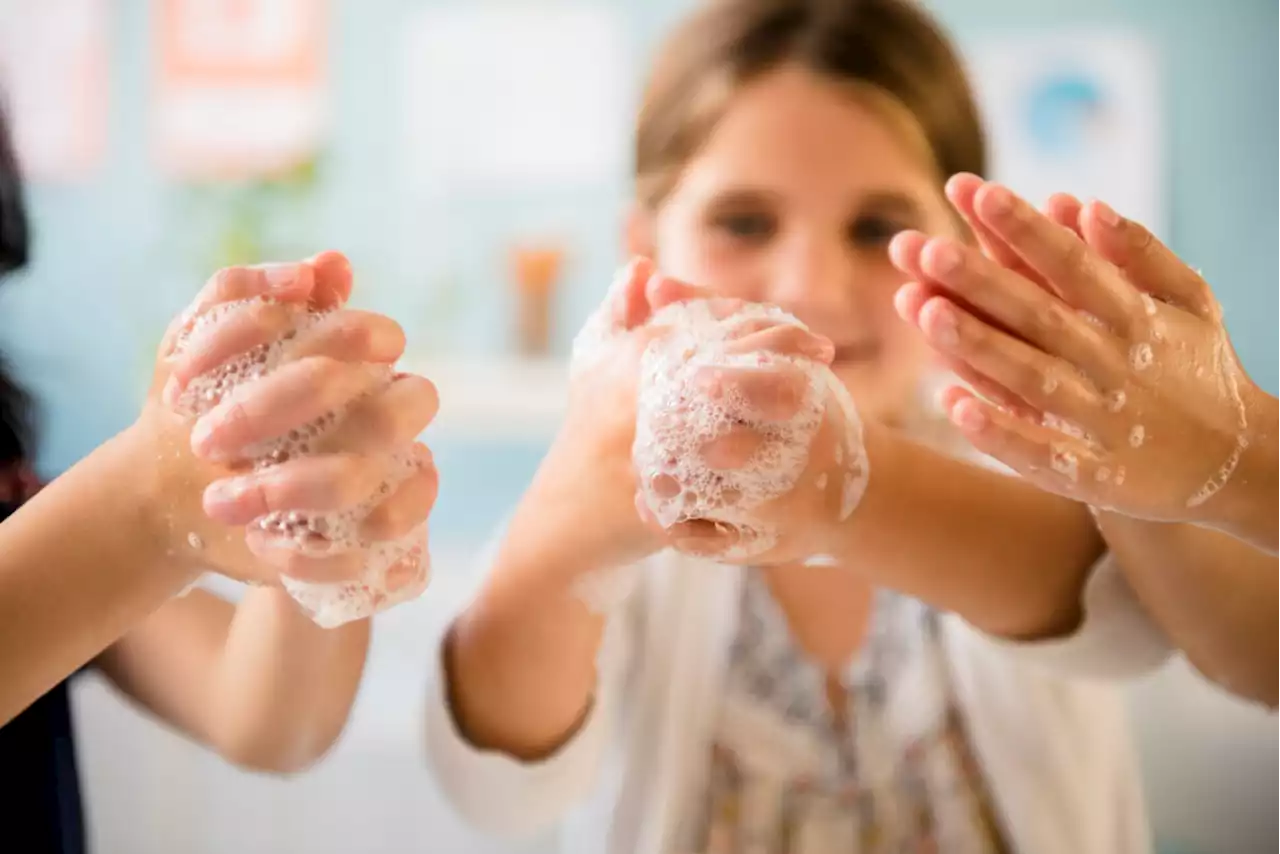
152;0;328;179
0;0;109;182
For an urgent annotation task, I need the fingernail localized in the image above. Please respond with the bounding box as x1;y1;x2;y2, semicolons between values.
202;478;242;513
950;400;988;432
985;186;1014;217
190;416;217;457
805;336;836;362
260;263;298;290
931;241;963;276
928;304;960;349
1094;200;1121;228
675;536;721;556
162;374;183;407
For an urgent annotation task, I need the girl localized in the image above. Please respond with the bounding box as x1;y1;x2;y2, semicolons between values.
0;105;439;851
426;1;1164;852
889;175;1279;704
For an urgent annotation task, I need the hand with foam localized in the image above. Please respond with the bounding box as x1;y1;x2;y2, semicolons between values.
135;252;440;626
568;258;868;568
889;176;1276;547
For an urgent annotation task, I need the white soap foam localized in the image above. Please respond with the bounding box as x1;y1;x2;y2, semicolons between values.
1128;424;1146;448
171;297;430;628
573;294;868;562
1129;342;1154;371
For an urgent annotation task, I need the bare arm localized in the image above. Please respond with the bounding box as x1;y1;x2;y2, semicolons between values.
96;586;370;773
830;424;1104;640
0;423;198;726
1096;517;1277;708
445;441;621;761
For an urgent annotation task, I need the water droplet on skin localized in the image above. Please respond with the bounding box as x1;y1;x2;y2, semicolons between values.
1106;390;1127;413
1050;444;1079;481
1130;342;1154;371
1129;425;1145;448
187;533;204;550
1041;374;1059;395
1114;466;1126;486
1095;466;1111;483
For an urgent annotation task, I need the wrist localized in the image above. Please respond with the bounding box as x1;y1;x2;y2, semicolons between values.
1201;383;1278;548
117;411;207;583
821;420;890;558
531;435;659;574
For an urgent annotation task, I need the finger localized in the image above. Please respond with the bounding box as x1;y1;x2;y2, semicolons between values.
161;263;316;356
1044;193;1084;237
945;173;1048;289
917;235;1124;384
972;182;1144;330
606;257;656;330
918;296;1109;436
887;229;932;282
286;310;406;364
1078;200;1219;321
724;323;834;363
192;359;389;461
244;533;363;583
695;365;812;422
890;232;1018;338
934;355;1041;421
203;448;428;525
316;373;440;455
646;273;721;315
308;250;354;311
383;550;430;597
943;389;1102;493
665;518;742;557
360;464;440;541
893;280;937;326
164;299;305;403
700;427;765;470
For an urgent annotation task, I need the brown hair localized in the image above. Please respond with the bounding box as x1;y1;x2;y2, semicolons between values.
635;0;987;208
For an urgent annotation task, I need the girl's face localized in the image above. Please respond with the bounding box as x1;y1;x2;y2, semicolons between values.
634;65;961;424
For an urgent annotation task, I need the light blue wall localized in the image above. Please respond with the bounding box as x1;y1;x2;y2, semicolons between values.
0;0;1275;549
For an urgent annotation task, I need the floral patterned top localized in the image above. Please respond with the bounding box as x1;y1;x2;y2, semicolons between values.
681;569;1008;854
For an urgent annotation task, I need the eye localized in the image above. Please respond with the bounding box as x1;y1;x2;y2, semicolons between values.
712;211;777;243
847;215;906;247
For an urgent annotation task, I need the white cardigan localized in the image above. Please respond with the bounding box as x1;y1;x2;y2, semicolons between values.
425;547;1173;854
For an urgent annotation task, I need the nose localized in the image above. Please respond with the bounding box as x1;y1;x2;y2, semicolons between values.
764;234;863;338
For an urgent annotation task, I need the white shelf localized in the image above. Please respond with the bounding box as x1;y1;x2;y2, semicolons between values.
399;356;570;440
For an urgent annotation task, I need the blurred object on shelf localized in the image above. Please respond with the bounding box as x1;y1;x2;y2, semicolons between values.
510;241;565;357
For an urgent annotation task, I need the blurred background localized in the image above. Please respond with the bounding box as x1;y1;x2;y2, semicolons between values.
0;1;1275;852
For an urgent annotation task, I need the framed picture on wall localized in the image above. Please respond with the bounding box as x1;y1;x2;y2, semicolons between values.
151;0;328;179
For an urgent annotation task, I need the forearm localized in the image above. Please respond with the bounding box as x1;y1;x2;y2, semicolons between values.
830;425;1104;640
1096;511;1277;707
447;456;625;761
0;423;194;725
209;587;369;771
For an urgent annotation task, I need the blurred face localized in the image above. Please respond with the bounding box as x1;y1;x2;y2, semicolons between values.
634;65;961;424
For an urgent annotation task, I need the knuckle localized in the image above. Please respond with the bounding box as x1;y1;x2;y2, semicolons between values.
1030;300;1068;338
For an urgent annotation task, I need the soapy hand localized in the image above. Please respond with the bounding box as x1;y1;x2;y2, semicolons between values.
889;174;1264;524
562;258;868;570
136;252;439;626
